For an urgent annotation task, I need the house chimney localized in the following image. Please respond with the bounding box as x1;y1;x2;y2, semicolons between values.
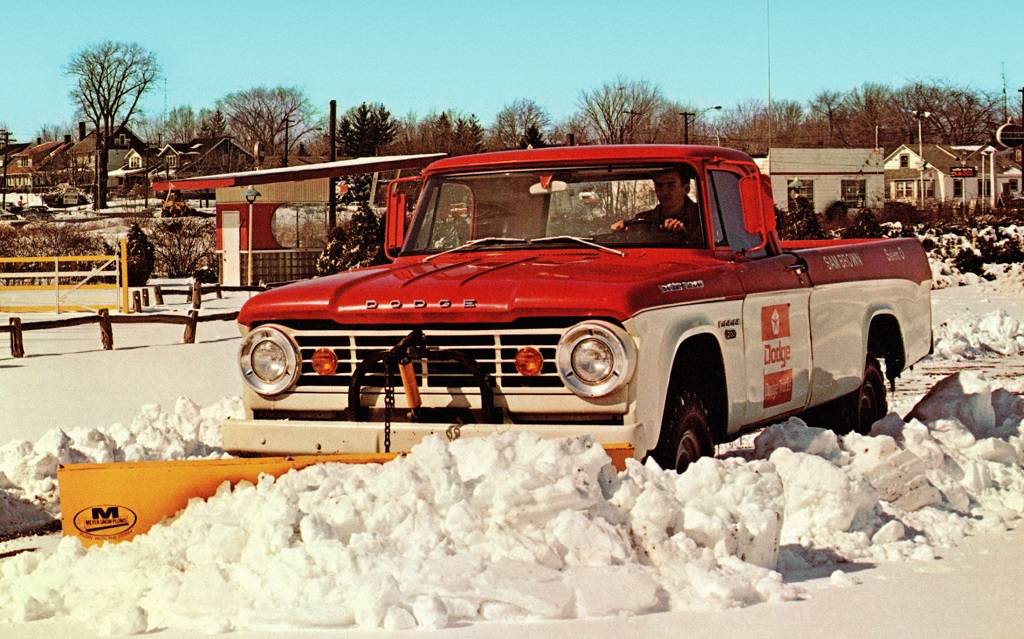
78;122;86;141
64;135;72;144
37;137;42;145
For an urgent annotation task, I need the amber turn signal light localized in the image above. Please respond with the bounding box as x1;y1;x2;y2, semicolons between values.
514;347;544;376
311;348;338;376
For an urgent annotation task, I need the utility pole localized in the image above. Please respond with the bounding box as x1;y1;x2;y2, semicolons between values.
0;129;10;211
328;100;337;230
681;112;694;145
282;116;293;166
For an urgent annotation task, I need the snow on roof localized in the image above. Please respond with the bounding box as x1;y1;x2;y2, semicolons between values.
152;153;445;192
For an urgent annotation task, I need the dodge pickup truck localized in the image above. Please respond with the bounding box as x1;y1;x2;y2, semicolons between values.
222;145;932;472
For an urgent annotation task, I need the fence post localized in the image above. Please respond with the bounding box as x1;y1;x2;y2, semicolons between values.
9;317;24;358
119;238;130;313
215;286;223;300
98;309;113;350
190;280;202;310
182;309;198;344
153;285;164;306
54;257;60;315
142;288;150;307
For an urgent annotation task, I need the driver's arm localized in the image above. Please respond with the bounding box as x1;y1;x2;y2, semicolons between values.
610;219;626;231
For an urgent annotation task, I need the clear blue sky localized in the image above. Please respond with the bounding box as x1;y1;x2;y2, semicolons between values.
3;0;1022;140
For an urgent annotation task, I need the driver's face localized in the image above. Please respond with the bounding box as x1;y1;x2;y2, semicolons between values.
653;173;688;213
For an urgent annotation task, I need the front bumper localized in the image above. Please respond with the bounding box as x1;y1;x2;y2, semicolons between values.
221;418;644;458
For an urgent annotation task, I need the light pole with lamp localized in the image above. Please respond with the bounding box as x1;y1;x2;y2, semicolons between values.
679;106;722;144
910;110;931;209
243;187;260;288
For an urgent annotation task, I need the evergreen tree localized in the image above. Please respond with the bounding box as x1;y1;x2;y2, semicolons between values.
780;196;825;240
198;109;227;138
338;102;397;157
523;123;546;148
125;223;155;286
841;208;884;239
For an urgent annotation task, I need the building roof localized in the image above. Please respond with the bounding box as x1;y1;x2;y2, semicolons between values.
4;140;72;175
766;147;884;175
69;125;145;155
152;153;445;192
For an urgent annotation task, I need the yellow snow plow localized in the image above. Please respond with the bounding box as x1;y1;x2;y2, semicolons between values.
57;444;634;547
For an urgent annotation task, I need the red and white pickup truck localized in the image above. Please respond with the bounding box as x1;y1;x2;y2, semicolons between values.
222;145;932;471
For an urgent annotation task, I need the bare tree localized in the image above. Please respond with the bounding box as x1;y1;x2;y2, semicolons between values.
216;86;318;165
577;77;664;144
488;98;551;150
34;121;76;142
164;105;198;142
808;90;847;146
65;41;159;209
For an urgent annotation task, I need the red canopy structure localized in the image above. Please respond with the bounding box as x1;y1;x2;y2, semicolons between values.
151;153;445;192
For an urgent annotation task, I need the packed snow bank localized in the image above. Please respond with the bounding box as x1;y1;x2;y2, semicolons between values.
0;371;1021;634
933;309;1024;359
0;397;241;529
0;434;795;632
755;370;1024;570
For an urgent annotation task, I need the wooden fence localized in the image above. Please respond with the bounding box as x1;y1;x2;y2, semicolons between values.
1;282;269;358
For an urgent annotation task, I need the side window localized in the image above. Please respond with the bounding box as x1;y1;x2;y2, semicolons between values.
708;170;760;253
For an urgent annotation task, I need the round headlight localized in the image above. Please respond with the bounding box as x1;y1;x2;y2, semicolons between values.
557;321;636;398
571;338;613;383
239;325;301;396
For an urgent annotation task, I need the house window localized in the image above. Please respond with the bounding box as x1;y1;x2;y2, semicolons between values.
899;154;909;168
977;179;991;197
167;155;178;168
894;180;915;199
787;179;814;206
116;134;128;146
841;179;866;207
953;179;963;198
1010;179;1019;193
129;155;141;169
925;180;935;198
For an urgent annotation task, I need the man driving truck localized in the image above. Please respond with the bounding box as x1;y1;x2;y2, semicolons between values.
610;169;703;244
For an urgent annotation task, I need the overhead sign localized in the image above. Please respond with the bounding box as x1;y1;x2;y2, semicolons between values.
951;166;977;178
996;123;1024;148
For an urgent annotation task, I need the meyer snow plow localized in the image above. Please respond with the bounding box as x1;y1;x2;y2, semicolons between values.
57;444;634;547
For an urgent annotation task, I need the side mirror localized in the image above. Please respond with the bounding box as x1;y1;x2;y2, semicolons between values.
384;177;422;260
738;174;769;255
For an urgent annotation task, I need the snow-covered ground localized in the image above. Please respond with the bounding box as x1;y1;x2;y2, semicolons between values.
0;244;1022;638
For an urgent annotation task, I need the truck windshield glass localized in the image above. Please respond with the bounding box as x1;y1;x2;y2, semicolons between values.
403;165;705;254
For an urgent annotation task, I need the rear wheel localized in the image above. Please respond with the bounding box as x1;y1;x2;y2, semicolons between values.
650;390;714;473
849;356;888;435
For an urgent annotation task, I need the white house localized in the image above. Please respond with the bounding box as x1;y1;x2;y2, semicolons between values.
883;143;1021;209
761;148;885;212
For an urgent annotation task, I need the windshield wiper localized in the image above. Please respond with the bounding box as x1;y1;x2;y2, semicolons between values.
529;235;624;256
422;237;527;262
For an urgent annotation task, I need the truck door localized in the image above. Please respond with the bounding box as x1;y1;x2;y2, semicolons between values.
706;168;813;422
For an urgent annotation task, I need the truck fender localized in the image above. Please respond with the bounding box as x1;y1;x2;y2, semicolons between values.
633;324;728;453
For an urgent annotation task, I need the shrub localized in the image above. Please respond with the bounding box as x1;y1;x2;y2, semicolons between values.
146;218;215;278
315;203;386;275
823;200;849;222
125;223;155;286
778;196;826;240
840;209;885;239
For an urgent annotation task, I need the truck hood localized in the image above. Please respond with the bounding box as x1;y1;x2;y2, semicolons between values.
238;249;739;326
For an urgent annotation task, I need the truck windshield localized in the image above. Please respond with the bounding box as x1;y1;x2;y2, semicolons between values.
403;165;705;255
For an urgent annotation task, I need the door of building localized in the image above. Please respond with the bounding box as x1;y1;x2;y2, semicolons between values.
221;210;241;286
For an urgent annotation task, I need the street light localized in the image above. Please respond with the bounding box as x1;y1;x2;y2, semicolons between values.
910;110;931;209
243;187;260;287
680;106;722;144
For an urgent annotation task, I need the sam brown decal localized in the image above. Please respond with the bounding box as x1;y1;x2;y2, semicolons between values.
822;252;864;271
73;504;138;538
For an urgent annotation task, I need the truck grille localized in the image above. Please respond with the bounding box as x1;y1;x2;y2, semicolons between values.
291;328;565;391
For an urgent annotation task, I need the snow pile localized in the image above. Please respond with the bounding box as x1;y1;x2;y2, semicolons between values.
0;397;240;529
933;310;1024;359
0;372;1021;634
754;371;1024;570
0;434;795;632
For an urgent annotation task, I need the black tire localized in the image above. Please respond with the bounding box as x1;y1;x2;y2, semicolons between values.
650;390;714;473
816;356;888;435
849;356;888;435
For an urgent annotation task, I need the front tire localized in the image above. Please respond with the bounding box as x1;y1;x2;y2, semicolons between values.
650;390;714;473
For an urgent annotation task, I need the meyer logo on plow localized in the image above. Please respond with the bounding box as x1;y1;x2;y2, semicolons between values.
72;504;138;538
